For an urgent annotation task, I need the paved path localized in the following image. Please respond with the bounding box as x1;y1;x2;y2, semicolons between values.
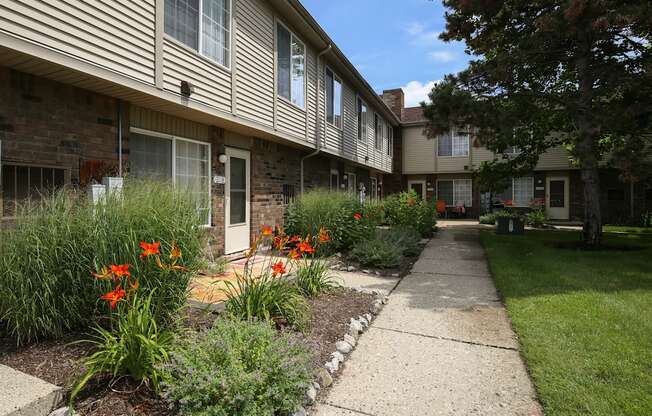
313;225;542;416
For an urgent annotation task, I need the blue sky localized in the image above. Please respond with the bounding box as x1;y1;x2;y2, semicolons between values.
301;0;471;107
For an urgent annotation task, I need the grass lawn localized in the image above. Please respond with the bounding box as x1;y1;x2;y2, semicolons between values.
480;230;652;416
604;225;652;234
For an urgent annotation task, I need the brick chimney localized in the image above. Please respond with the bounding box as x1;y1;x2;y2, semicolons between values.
381;88;404;120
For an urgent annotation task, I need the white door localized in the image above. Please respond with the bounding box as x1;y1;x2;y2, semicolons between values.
408;180;427;200
546;176;569;220
225;147;250;254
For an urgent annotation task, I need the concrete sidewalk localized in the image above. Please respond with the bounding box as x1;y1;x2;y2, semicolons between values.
313;225;542;416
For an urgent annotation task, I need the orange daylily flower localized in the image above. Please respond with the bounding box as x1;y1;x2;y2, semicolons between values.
110;264;131;278
100;286;126;309
297;240;315;254
91;266;112;281
170;242;182;260
140;241;161;258
353;213;362;220
289;235;302;244
273;235;289;250
261;225;274;236
407;198;416;207
318;227;331;243
271;261;287;277
288;249;302;260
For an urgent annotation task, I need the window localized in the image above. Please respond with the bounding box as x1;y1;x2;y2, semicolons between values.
437;179;473;207
325;68;342;128
277;24;305;108
607;188;625;201
330;169;339;191
493;177;534;207
370;177;378;200
438;127;469;157
346;172;356;193
282;184;295;204
2;164;66;217
130;130;211;225
374;114;383;150
357;98;368;141
504;146;521;155
387;124;394;156
165;0;231;68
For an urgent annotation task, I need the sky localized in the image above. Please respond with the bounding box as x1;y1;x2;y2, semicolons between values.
301;0;472;108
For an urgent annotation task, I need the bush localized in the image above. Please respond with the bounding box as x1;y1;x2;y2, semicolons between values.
295;258;339;297
380;226;422;257
525;210;547;228
479;213;497;225
162;319;313;416
351;234;403;269
0;181;205;344
383;191;437;237
364;199;387;227
70;291;174;403
285;189;371;252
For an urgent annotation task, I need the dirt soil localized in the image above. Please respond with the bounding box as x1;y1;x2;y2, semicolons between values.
0;288;375;415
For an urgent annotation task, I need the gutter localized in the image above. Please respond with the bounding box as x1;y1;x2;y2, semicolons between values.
300;43;332;194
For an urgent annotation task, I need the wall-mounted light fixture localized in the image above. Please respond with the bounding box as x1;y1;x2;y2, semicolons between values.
180;80;195;97
218;154;228;164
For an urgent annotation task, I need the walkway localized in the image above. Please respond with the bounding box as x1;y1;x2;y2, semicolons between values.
313;224;542;416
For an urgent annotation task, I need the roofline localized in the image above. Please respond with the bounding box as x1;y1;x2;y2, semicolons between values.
287;0;401;126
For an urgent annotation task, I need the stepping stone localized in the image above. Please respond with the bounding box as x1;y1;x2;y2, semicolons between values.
0;364;62;416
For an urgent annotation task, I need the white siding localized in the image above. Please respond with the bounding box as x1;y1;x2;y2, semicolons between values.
0;0;156;85
403;126;435;173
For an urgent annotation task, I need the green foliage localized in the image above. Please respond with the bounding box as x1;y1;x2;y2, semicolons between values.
364;199;387;227
383;190;437;237
162;319;313;416
295;259;339;297
525;210;547;228
479;213;497;225
0;181;205;344
379;226;422;257
285;189;371;252
350;232;402;269
222;270;309;331
70;292;174;404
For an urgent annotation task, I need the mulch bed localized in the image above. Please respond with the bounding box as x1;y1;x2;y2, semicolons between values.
0;288;376;415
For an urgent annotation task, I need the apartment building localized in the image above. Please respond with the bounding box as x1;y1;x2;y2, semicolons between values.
0;0;397;254
381;88;651;222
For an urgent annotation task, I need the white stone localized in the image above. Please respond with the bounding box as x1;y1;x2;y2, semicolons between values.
49;408;72;416
343;333;357;347
358;316;369;328
305;385;317;405
331;351;345;363
292;406;307;416
325;357;339;373
364;313;373;323
347;265;356;272
336;340;353;354
349;319;363;336
316;368;333;387
362;269;370;274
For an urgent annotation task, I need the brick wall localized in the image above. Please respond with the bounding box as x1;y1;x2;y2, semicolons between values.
381;89;404;119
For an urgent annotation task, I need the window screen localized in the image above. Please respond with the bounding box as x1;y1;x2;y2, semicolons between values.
165;0;200;50
277;25;305;108
201;0;230;67
130;133;173;180
438;132;452;156
357;98;367;141
512;177;533;206
277;25;291;101
2;164;66;217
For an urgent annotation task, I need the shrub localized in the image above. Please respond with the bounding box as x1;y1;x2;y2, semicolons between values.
162;319;313;416
479;213;497;225
295;258;339;297
70;291;174;403
0;180;205;344
364;199;387;227
380;226;422;257
285;189;371;252
525;210;547;228
383;191;437;237
351;235;403;269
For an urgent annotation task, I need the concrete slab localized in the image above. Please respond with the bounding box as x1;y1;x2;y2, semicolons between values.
310;404;361;416
0;364;62;416
411;257;490;276
331;270;399;295
316;328;540;416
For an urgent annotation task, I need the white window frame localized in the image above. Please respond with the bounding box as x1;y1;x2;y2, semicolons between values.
130;127;212;226
325;66;343;129
357;97;368;142
370;177;378;200
387;124;393;156
374;114;383;151
164;0;232;71
437;179;473;207
437;127;470;158
345;172;357;194
510;176;534;207
276;20;307;110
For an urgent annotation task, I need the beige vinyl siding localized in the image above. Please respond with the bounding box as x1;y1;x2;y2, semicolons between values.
234;0;274;126
0;0;155;85
276;99;306;139
162;38;232;113
305;48;318;144
471;145;495;168
342;84;358;160
402;126;435;173
537;145;573;170
130;106;210;141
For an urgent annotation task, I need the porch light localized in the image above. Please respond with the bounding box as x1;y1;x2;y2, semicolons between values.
218;154;228;164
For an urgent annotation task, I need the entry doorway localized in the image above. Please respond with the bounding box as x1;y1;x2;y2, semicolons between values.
225;147;250;254
546;176;569;220
408;180;427;200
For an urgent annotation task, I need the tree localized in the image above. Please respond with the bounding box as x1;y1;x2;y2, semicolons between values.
423;0;652;247
607;134;652;220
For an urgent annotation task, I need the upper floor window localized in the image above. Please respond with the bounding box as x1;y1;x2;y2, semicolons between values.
504;146;521;155
387;124;394;156
326;68;342;128
164;0;231;68
438;127;469;157
277;24;305;108
374;114;383;150
357;98;368;141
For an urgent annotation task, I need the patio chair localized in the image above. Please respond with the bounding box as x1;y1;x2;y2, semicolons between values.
436;200;447;219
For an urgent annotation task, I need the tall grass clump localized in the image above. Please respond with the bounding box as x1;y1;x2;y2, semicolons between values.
383;190;437;237
285;189;371;252
0;180;205;344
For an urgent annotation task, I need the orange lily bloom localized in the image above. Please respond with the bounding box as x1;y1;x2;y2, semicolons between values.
100;286;126;309
140;241;161;258
91;266;112;281
261;225;274;236
273;235;289;250
170;242;182;260
110;264;131;278
354;213;362;220
289;235;302;244
318;227;331;243
288;249;302;260
297;240;315;254
271;261;287;277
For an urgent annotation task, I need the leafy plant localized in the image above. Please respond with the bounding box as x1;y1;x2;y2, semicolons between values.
295;259;339;297
351;235;403;269
383;190;437;237
70;291;175;404
364;199;387;227
0;180;204;344
526;210;547;228
479;213;497;225
162;319;313;416
380;226;422;257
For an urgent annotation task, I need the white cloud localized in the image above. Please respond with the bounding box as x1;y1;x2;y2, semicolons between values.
404;22;440;45
428;51;455;62
401;80;439;107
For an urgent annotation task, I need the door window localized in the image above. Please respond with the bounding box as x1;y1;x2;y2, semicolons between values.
549;180;565;208
229;157;247;224
410;183;424;199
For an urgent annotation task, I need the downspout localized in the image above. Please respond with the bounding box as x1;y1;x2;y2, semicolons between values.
300;43;332;194
117;99;123;177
